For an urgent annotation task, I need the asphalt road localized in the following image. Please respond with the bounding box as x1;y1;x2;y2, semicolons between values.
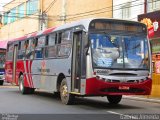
0;82;160;120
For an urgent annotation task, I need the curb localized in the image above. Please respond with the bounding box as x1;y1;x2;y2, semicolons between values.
123;96;160;104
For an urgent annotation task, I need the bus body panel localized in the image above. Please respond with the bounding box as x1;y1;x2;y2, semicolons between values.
29;56;72;91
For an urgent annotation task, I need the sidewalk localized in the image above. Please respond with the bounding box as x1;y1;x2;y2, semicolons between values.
123;95;160;104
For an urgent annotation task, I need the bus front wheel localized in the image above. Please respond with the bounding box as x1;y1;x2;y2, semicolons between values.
60;78;74;105
107;95;122;104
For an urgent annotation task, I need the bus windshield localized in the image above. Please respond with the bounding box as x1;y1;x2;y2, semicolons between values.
89;33;149;70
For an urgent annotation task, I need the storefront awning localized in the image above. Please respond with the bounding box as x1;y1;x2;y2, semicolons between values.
0;41;8;49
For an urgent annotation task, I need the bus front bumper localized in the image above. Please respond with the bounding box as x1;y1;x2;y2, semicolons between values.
85;77;152;96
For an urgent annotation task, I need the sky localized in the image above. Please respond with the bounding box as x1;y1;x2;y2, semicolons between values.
0;0;12;11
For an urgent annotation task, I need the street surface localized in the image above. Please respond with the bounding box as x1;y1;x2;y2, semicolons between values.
0;82;160;120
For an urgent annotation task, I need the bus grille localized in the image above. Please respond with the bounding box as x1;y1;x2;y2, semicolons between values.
101;87;144;93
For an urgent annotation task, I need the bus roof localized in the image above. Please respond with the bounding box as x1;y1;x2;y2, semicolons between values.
7;18;144;43
7;18;93;43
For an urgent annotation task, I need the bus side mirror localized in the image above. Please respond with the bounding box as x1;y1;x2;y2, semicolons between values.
85;48;89;56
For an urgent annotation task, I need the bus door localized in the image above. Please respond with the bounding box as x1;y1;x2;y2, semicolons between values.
71;31;83;93
12;45;18;84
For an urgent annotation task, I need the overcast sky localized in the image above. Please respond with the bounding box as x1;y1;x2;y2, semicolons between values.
0;0;12;11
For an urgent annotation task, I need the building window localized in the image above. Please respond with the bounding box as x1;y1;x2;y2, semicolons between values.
10;8;17;23
3;13;8;25
18;3;25;19
3;8;16;25
147;0;160;12
121;2;131;19
27;0;39;15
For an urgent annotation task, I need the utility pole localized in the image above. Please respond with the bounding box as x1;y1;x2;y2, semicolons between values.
61;0;66;24
39;0;48;30
144;0;147;14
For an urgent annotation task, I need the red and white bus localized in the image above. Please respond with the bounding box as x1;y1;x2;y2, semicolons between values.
5;18;152;104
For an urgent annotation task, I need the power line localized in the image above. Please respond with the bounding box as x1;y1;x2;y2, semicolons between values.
0;1;24;5
1;0;160;23
66;2;144;20
2;15;56;21
1;0;39;11
66;0;160;20
65;0;142;17
2;0;141;17
43;0;57;14
2;0;159;16
0;0;58;18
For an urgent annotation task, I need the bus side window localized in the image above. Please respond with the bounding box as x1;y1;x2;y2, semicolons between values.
18;42;21;50
35;36;45;59
61;30;72;43
57;30;72;57
18;41;25;60
58;32;62;44
7;44;13;60
45;33;57;58
26;39;35;60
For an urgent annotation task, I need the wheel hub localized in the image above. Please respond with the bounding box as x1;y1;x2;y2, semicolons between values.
62;85;68;97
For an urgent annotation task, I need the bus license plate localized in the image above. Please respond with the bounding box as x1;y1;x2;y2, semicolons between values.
119;86;130;90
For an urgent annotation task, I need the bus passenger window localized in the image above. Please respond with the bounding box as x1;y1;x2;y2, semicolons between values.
45;46;57;58
61;30;72;43
45;33;56;58
48;33;56;46
26;39;35;60
35;48;44;59
57;44;71;57
58;33;62;44
34;36;45;59
18;41;25;59
18;42;21;50
7;44;13;60
57;31;72;57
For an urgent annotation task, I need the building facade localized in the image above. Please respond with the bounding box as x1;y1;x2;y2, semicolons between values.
113;0;144;21
0;0;113;40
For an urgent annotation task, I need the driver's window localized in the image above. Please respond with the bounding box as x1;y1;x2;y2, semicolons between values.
90;34;115;49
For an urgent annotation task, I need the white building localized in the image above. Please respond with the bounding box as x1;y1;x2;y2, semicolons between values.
113;0;160;21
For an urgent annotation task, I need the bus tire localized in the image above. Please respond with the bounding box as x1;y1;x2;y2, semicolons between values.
19;75;34;94
0;81;3;85
107;95;122;104
60;78;74;105
29;88;35;94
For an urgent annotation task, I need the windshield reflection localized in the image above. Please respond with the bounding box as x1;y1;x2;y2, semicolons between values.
90;33;149;69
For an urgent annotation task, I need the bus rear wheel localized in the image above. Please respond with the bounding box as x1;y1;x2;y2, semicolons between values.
0;81;3;85
60;78;74;105
107;95;122;104
19;75;35;94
